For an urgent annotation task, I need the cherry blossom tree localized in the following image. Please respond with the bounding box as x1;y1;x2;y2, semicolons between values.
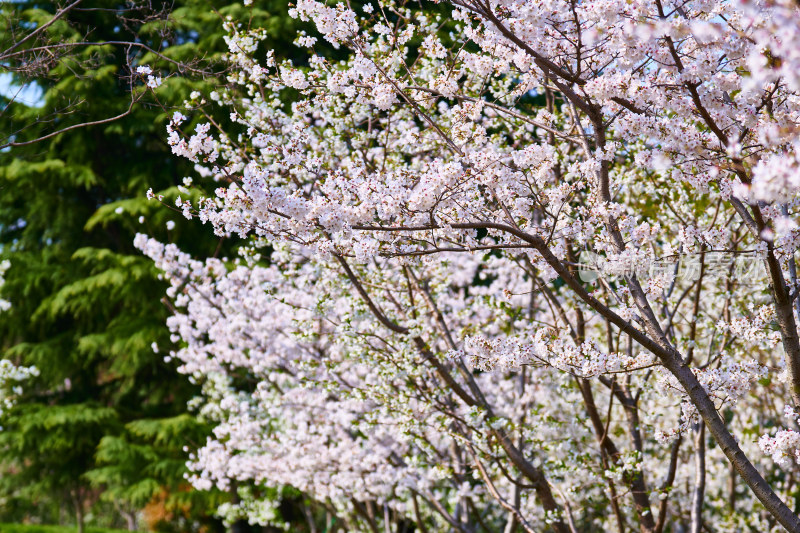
140;0;800;530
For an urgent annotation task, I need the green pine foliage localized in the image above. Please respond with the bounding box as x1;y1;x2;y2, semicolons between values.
86;415;221;513
0;524;136;533
0;1;302;530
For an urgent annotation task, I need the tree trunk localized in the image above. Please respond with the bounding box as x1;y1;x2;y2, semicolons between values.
691;423;705;533
124;510;137;531
74;496;85;533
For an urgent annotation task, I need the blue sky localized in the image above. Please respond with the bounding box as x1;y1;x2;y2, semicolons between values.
0;72;44;107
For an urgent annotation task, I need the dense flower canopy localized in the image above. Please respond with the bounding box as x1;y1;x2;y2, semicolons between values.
139;0;800;530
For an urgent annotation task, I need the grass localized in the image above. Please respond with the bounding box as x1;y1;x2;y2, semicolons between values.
0;524;138;533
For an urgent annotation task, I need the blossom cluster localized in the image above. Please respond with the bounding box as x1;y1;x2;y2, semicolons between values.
0;260;9;313
0;262;39;421
760;405;800;469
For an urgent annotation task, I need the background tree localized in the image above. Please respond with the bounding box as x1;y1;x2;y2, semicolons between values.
0;0;303;530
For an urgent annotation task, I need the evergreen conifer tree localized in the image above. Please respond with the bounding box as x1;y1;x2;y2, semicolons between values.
0;1;300;530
